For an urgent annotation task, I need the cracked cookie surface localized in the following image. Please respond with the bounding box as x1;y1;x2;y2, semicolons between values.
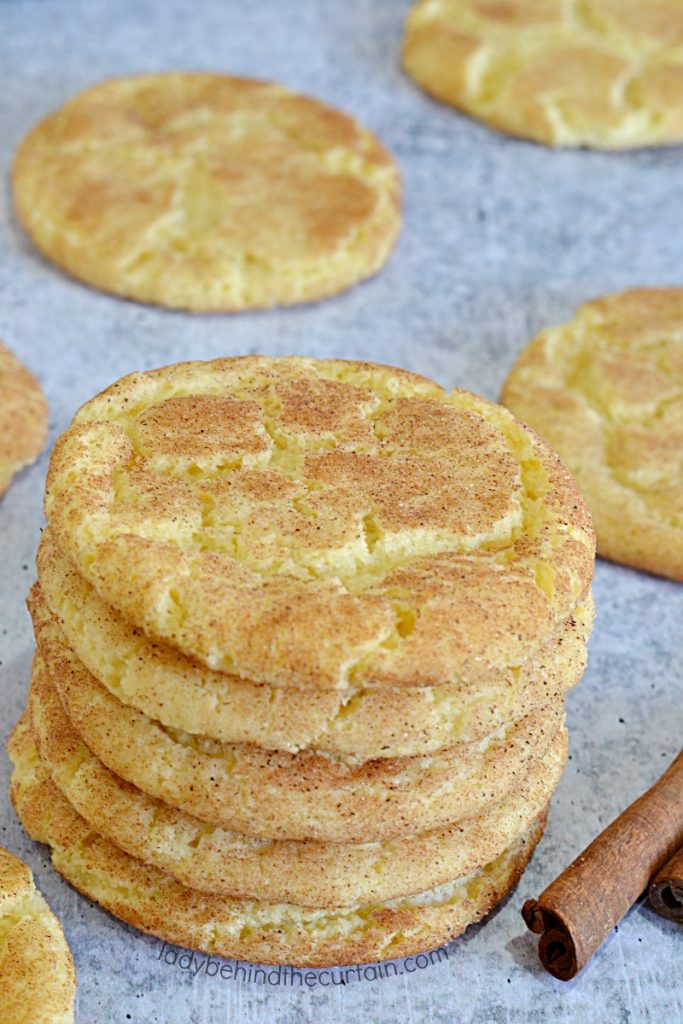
12;73;400;310
503;288;683;579
44;356;595;690
402;0;683;148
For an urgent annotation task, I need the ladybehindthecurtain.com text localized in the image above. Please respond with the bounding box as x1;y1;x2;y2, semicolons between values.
157;942;449;988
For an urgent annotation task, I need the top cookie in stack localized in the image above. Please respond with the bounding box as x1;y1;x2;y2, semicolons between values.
13;356;596;966
44;356;592;691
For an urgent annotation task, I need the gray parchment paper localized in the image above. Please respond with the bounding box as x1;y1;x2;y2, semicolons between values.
1;2;681;1021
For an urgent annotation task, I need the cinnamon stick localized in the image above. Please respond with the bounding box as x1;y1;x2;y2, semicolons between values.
649;845;683;923
522;749;683;981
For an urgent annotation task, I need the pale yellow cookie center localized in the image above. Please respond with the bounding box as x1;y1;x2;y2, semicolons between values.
118;379;525;588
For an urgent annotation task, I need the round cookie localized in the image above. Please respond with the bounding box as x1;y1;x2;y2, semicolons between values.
12;73;400;311
0;833;75;1024
0;343;48;497
28;659;567;907
502;289;683;580
44;356;595;690
32;617;565;842
402;0;683;149
35;533;594;757
9;718;547;968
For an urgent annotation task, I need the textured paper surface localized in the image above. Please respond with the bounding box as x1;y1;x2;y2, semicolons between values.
0;1;682;1021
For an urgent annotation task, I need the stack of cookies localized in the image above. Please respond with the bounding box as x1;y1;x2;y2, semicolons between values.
9;356;596;967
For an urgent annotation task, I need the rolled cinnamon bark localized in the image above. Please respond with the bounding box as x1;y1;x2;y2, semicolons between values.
649;846;683;923
522;749;683;980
